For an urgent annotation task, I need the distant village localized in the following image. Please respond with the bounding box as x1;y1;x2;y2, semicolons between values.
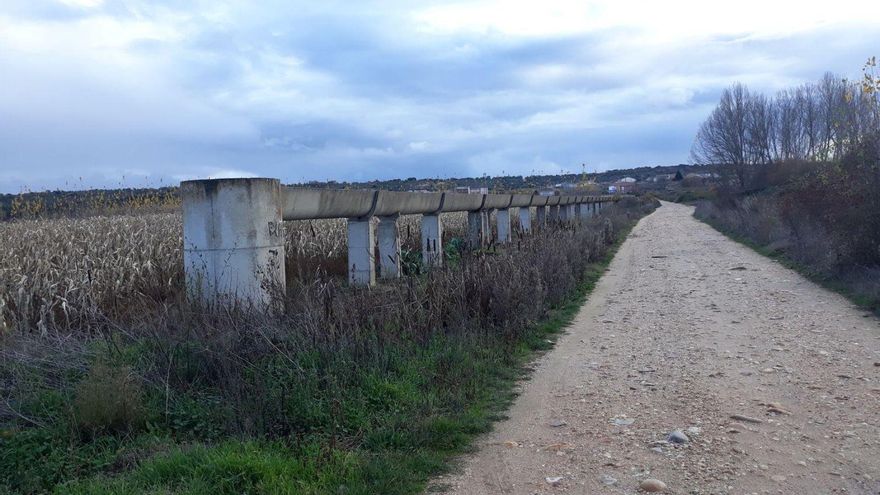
434;166;720;197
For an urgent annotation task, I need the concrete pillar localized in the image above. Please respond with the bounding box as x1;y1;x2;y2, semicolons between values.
347;218;375;285
377;215;400;279
536;206;546;227
422;214;443;267
518;207;532;233
579;203;592;220
182;178;285;307
593;202;599;215
467;211;484;249
574;203;583;222
497;208;512;243
548;205;560;223
560;204;570;222
482;210;491;244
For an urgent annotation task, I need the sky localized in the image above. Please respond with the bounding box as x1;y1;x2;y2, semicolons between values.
0;0;877;192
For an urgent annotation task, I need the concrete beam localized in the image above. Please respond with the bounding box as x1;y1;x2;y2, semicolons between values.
422;214;443;267
182;178;285;307
377;215;401;279
518;206;532;233
282;187;616;221
497;208;512;243
347;218;375;285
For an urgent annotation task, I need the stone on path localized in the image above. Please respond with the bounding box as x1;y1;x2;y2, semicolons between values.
667;429;689;444
639;478;667;492
545;476;563;486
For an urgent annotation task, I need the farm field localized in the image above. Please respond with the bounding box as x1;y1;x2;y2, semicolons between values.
0;211;469;334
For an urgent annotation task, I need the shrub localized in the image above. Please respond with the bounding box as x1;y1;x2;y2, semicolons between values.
73;364;144;435
694;136;880;312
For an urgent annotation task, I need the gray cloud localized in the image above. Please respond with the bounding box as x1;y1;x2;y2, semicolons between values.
0;1;877;192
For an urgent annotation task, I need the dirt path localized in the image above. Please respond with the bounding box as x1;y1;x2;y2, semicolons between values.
433;201;880;495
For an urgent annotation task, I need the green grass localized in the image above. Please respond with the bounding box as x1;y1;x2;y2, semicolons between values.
696;216;880;316
1;227;634;495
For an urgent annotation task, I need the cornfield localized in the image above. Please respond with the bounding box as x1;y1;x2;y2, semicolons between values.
0;211;469;334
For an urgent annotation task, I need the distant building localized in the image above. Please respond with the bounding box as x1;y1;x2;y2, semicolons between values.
454;186;489;194
649;174;676;182
553;182;578;191
610;177;638;194
685;172;719;180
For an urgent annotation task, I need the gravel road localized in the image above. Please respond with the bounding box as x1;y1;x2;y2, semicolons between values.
433;201;880;494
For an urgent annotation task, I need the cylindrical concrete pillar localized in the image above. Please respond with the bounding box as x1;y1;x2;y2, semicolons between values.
519;207;532;233
422;214;443;267
347;218;375;285
377;215;401;279
497;208;511;243
182;178;285;306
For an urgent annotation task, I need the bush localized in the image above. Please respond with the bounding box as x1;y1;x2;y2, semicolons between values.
73;364;144;435
694;137;880;312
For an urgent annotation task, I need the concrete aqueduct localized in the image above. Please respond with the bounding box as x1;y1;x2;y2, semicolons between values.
181;178;617;305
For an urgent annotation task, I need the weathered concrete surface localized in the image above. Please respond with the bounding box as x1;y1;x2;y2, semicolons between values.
467;211;484;249
422;214;443;267
536;206;547;227
497;208;512;243
282;188;612;220
519;207;532;233
434;201;880;495
548;205;560;223
347;218;375;285
182;178;284;306
377;215;401;279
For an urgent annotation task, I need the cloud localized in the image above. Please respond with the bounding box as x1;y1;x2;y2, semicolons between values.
0;0;877;192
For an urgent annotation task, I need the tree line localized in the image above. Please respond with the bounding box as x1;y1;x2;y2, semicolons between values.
692;59;880;189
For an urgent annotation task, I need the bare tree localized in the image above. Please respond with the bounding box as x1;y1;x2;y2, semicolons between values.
746;92;775;167
691;83;751;187
692;64;880;191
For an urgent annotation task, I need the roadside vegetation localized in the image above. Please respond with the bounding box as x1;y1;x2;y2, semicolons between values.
0;196;658;494
690;59;880;313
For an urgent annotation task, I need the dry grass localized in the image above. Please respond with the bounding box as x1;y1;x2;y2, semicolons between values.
0;214;183;334
0;211;471;334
